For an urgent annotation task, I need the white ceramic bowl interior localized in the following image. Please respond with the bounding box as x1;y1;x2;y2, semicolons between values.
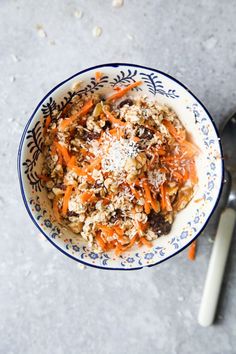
18;63;223;270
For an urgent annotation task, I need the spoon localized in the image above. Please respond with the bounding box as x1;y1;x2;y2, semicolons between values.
198;112;236;327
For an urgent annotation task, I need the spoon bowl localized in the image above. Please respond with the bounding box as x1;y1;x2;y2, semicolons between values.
221;113;236;209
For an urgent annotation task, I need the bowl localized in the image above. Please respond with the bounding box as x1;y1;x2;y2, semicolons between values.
18;63;223;270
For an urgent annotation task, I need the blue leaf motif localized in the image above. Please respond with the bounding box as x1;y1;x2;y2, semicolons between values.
110;69;138;87
89;252;99;259
140;72;164;96
208;180;214;191
73;245;80;252
44;219;52;228
51;232;58;239
35;204;41;212
102;259;108;266
173;243;179;249
180;231;188;239
201;126;209;135
144;253;154;260
210;162;216;170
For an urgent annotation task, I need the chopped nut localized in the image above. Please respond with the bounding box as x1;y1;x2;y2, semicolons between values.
69;221;83;233
46;180;54;189
47;192;54;200
104;178;113;189
52;187;64;196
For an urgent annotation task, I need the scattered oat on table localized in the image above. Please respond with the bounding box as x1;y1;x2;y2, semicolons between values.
9;76;16;83
11;54;20;62
36;24;47;38
77;263;86;270
92;26;102;37
112;0;124;8
127;33;134;41
74;9;83;19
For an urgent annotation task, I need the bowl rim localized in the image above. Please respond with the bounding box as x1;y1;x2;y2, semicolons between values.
17;62;224;270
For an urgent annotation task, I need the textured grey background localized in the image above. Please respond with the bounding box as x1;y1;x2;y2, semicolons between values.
1;0;236;353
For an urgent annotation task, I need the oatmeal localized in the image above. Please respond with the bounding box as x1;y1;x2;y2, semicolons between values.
40;79;199;255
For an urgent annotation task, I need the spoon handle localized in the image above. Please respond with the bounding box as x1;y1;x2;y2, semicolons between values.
198;208;236;327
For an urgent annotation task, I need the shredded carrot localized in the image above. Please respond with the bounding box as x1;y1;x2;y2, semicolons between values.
133;136;140;142
142;180;152;203
60;99;93;131
137;222;148;232
165;192;172;212
180;140;199;158
53;196;61;223
122;234;138;251
106;81;142;102
194;197;204;203
172;170;184;182
97;224;114;237
80;192;94;203
57;150;63;166
150;197;160;213
86;156;102;172
144;199;151;214
38;174;50;182
157;148;166;156
43;116;51;135
80;148;88;156
109;128;117;136
67;156;87;176
160;184;166;210
104;109;126;126
129;185;141;200
182;168;189;181
62;185;73;216
142;180;159;212
86;174;95;183
189;161;198;184
115;244;123;256
54;142;71;164
50;143;57;156
140;237;152;248
95;71;103;82
188;240;197;260
114;226;124;237
96;232;107;252
162;119;186;142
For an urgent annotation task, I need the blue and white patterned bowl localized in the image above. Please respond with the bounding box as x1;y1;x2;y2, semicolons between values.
18;63;223;270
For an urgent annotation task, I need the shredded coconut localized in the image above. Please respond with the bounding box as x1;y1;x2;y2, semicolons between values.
102;138;139;172
148;170;166;188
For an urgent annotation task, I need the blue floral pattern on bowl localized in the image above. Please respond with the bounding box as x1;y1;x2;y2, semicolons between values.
18;63;223;270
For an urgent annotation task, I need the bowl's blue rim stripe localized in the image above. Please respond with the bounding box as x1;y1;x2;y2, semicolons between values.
17;62;224;271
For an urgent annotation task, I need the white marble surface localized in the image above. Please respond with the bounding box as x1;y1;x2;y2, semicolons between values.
1;1;236;353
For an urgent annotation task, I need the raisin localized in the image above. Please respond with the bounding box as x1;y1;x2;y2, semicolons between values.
102;121;112;130
110;209;123;224
117;99;133;109
148;211;172;236
83;130;100;141
68;211;80;217
54;183;67;191
138;126;154;140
